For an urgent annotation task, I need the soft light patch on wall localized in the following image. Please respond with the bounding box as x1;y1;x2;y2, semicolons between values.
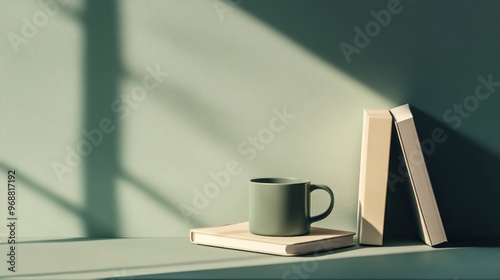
0;0;86;239
117;0;396;236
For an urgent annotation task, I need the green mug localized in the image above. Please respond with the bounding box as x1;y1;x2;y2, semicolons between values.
249;178;334;236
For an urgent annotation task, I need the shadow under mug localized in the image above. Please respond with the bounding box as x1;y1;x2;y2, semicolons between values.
249;177;334;236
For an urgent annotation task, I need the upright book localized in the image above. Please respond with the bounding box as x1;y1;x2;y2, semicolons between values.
389;104;447;246
357;109;393;245
190;222;355;256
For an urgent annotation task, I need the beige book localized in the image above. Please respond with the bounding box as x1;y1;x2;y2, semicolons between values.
357;109;393;245
190;222;355;256
390;104;447;247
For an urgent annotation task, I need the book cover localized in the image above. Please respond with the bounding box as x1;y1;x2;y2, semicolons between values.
357;109;393;245
190;222;355;256
389;104;447;246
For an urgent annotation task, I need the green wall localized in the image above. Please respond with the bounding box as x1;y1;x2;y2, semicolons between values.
1;0;498;243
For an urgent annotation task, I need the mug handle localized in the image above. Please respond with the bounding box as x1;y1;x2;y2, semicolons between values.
309;184;334;223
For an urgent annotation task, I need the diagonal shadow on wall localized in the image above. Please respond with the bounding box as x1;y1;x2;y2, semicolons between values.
240;0;500;245
239;1;500;119
0;161;90;223
382;106;500;245
119;169;206;228
80;1;210;237
411;107;500;246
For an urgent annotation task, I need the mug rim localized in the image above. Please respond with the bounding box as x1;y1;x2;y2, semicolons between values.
250;177;310;185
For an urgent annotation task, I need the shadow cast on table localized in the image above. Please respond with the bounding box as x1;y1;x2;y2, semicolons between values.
300;244;361;258
129;247;500;279
15;237;109;244
1;254;261;279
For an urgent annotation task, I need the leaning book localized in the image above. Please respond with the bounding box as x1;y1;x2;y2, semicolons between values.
190;222;355;256
390;104;447;246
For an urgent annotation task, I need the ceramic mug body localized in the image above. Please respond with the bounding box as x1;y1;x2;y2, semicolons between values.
249;178;334;236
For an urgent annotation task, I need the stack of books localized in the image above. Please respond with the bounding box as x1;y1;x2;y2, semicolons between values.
357;104;447;247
